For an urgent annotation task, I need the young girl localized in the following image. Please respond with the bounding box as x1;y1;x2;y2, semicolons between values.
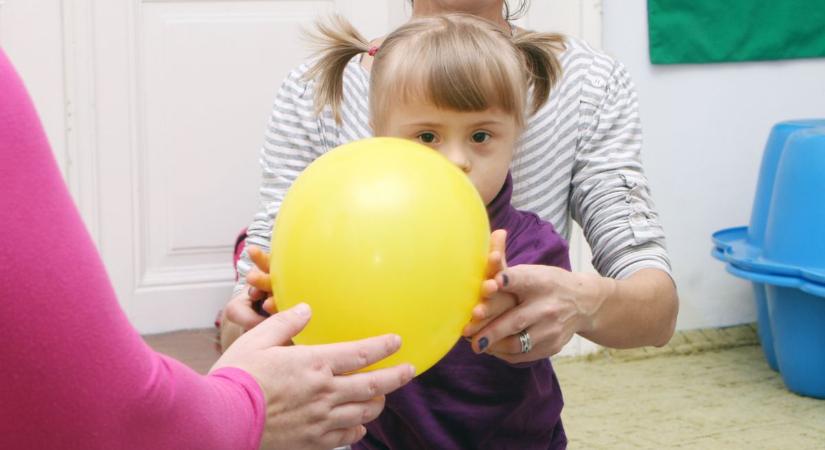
307;14;571;449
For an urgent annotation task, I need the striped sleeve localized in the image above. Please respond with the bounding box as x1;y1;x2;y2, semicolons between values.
234;65;326;293
570;57;672;279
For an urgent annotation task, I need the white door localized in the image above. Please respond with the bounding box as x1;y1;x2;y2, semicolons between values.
4;1;602;344
65;0;408;333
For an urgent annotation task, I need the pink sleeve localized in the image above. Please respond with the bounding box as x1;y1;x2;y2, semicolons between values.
0;50;264;449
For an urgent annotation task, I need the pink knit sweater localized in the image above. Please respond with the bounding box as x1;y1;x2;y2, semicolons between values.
0;50;264;449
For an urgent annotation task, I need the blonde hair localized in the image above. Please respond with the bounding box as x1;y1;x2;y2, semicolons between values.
304;14;565;130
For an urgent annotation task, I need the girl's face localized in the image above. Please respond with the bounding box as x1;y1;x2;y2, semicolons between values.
378;99;518;204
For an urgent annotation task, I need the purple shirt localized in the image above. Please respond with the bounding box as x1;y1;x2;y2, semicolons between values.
357;174;571;450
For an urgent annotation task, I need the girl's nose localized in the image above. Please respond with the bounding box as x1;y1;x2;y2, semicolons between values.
443;145;472;173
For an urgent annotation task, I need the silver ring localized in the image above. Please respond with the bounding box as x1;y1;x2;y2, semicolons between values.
518;330;532;354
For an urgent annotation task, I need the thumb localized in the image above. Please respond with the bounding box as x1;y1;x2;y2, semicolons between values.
246;303;312;346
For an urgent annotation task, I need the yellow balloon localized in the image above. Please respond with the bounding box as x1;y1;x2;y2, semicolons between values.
271;137;490;375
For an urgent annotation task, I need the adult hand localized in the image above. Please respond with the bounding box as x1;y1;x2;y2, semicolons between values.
212;303;415;450
463;264;615;364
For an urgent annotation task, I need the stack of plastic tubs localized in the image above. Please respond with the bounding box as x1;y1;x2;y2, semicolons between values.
712;119;825;399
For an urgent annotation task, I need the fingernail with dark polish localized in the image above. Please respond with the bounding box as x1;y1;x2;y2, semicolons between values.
478;337;489;352
502;273;509;287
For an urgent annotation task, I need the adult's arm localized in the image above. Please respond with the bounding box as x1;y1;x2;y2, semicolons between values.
0;50;414;450
464;57;677;360
568;57;677;347
0;48;265;450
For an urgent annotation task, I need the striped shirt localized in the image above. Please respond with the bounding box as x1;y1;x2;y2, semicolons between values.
236;36;670;292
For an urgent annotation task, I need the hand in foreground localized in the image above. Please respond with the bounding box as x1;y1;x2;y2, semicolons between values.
212;303;416;450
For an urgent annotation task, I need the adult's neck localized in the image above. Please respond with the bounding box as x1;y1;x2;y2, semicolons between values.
410;2;510;30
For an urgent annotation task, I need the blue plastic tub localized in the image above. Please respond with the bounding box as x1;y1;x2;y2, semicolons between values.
727;266;825;398
752;282;777;371
747;120;825;249
712;120;825;371
712;243;778;370
762;129;825;277
712;121;825;397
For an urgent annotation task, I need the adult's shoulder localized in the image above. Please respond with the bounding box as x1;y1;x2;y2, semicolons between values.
557;36;633;90
276;61;316;98
277;58;369;100
558;36;623;75
555;35;636;110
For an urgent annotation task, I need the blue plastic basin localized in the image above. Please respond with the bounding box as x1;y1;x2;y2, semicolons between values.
727;265;825;398
762;129;825;275
712;121;825;395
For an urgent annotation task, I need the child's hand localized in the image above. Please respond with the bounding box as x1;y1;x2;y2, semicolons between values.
224;246;278;332
485;229;508;279
245;246;279;315
462;230;519;350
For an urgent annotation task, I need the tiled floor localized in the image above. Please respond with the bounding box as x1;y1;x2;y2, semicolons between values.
143;325;825;448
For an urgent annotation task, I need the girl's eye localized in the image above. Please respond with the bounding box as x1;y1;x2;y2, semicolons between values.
471;131;491;144
418;132;437;144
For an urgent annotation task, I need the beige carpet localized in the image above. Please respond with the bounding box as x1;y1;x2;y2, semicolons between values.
554;325;825;449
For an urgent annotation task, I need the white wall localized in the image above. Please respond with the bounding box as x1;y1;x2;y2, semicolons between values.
603;0;825;330
0;1;67;174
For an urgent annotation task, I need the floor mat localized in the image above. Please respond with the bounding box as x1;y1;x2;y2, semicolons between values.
554;325;825;449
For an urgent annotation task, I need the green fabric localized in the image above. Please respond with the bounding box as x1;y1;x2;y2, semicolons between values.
648;0;825;64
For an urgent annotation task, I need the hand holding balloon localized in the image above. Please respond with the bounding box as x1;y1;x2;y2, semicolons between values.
222;246;277;335
246;246;277;315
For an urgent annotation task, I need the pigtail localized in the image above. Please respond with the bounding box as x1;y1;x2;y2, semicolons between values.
511;31;565;115
303;15;370;123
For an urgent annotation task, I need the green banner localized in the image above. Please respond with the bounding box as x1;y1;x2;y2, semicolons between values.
648;0;825;64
